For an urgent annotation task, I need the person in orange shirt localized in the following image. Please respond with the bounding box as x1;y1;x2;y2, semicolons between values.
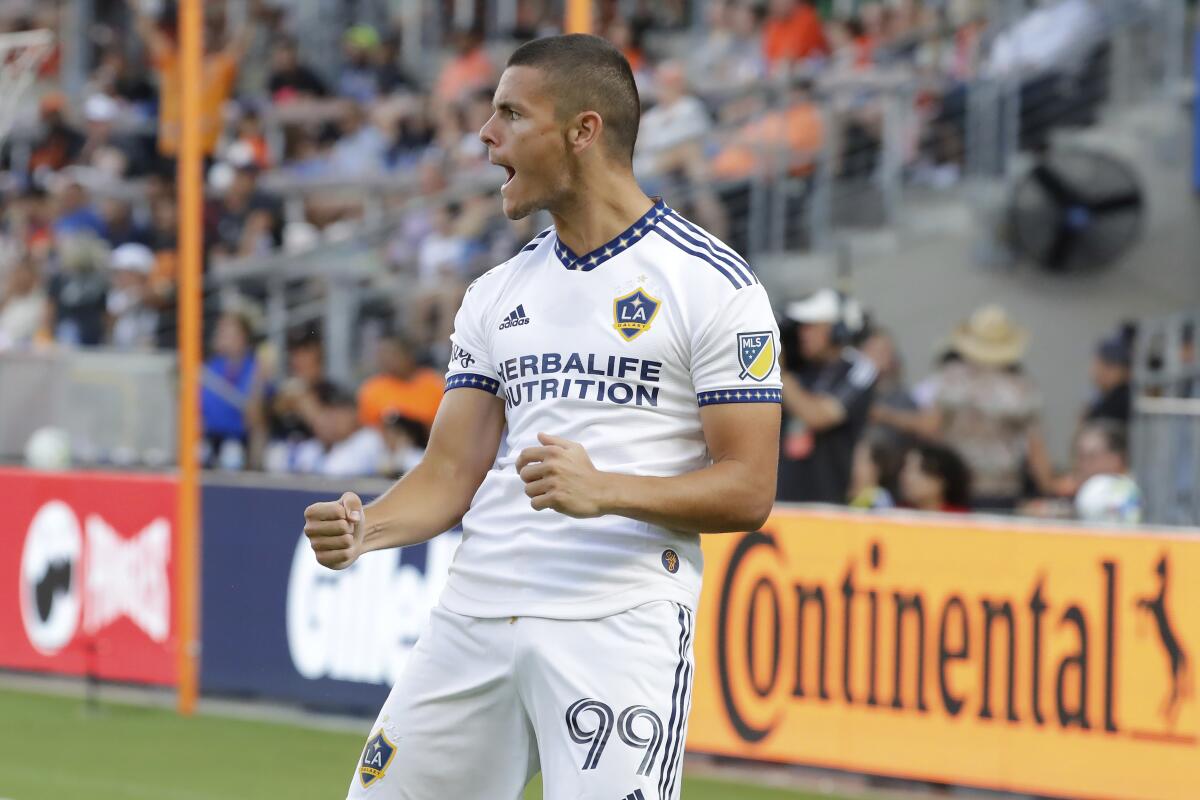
711;78;824;181
357;336;445;432
127;0;251;158
762;0;829;70
434;28;496;107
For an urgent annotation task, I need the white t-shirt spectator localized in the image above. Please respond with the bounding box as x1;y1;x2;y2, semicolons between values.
417;232;468;284
292;427;387;477
0;289;45;349
636;95;712;158
985;0;1104;79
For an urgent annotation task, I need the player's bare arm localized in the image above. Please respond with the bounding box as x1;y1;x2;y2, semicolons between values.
517;402;780;533
303;387;505;569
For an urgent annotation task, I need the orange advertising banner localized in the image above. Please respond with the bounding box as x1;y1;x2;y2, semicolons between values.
688;508;1200;800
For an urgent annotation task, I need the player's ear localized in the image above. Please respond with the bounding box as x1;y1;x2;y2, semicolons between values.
567;110;604;155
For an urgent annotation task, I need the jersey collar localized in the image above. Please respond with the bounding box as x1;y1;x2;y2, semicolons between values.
552;197;670;272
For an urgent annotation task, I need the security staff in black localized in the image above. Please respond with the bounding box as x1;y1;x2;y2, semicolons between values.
777;289;878;504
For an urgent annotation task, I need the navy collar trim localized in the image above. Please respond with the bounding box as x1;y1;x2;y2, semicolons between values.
552;198;670;271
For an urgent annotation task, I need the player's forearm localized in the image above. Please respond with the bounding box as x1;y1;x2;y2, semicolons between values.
598;459;775;534
360;454;479;553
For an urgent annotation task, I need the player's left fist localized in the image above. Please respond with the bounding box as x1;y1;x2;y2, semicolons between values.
516;432;609;518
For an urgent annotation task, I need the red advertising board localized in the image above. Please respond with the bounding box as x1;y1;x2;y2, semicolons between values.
0;468;178;685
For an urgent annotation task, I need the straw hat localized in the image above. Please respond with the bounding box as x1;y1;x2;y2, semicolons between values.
950;305;1029;367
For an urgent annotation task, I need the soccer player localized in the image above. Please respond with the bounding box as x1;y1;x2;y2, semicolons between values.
303;34;781;799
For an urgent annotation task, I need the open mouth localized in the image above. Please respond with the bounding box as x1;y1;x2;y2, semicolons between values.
502;165;516;186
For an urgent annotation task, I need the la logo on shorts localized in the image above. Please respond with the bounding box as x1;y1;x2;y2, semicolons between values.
359;730;396;788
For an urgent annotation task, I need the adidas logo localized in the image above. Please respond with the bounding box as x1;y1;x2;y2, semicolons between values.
619;790;647;800
498;304;531;330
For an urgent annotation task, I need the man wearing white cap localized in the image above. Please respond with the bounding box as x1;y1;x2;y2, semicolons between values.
778;288;878;504
107;242;159;350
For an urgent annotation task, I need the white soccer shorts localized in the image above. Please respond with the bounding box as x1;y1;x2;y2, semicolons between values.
346;601;696;800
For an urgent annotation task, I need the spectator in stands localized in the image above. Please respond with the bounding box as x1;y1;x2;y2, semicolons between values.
712;75;824;182
27;93;83;178
374;32;418;96
328;101;388;177
130;0;250;160
208;161;281;262
900;440;973;513
876;305;1055;510
635;61;727;238
338;25;385;104
200;307;270;469
101;199;152;249
762;0;829;73
77;93;140;179
0;256;45;349
52;181;106;241
92;45;157;115
106;243;158;350
690;0;767;90
379;411;429;479
226;108;272;171
269;329;324;442
434;27;495;107
847;427;903;509
605;16;650;87
292;381;387;477
1084;327;1133;424
410;202;470;348
1022;420;1142;522
268;39;329;103
357;334;444;433
45;235;110;347
777;289;878;504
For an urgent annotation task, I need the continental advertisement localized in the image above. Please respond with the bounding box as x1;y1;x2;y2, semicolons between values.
688;509;1199;800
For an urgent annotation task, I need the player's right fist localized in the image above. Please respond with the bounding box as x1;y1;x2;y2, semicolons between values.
303;492;366;570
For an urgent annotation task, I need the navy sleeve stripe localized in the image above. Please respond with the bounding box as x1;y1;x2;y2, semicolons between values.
519;229;553;253
697;388;782;406
445;373;502;395
671;212;753;273
663;213;757;285
650;227;746;289
658;216;755;287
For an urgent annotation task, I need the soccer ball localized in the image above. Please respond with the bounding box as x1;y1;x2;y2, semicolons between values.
1074;473;1143;524
24;426;72;471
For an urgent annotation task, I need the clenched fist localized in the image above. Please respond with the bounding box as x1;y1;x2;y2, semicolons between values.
303;491;366;570
516;432;610;518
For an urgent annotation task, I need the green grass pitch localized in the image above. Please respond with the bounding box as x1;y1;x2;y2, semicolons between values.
0;688;835;799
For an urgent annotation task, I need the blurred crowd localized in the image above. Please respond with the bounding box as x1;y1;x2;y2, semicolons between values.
775;290;1197;525
0;0;1168;527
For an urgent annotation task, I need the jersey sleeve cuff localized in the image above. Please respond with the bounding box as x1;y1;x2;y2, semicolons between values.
697;387;782;406
445;373;502;395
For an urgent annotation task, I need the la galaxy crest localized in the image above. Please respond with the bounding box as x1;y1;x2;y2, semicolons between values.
613;288;661;342
737;331;776;381
359;729;396;788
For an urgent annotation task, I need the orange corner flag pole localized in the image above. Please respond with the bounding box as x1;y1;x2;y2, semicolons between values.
565;0;592;35
176;0;202;717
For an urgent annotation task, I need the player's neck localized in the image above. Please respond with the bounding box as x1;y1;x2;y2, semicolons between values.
549;171;652;257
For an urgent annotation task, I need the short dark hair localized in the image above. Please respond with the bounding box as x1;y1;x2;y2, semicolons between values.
506;34;641;162
913;441;973;509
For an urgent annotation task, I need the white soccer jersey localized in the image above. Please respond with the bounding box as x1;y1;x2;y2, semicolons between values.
441;198;781;619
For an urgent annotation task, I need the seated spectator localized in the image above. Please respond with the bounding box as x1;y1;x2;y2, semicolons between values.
268;39;329;103
357;335;444;432
226;107;272;170
92;46;157;115
328;101;388;177
78;93;140;179
410;202;469;348
434;28;495;107
27;93;83;177
52;181;106;240
380;411;429;479
208;161;282;262
875;306;1055;510
292;381;387;477
269;329;324;441
374;32;418;96
46;235;110;346
847;428;903;509
106;243;159;350
762;0;828;73
690;0;767;90
0;256;46;349
200;308;270;469
777;289;878;504
711;77;824;181
1022;420;1142;523
900;440;973;513
1085;327;1133;424
101;198;152;248
338;25;384;104
605;17;650;87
